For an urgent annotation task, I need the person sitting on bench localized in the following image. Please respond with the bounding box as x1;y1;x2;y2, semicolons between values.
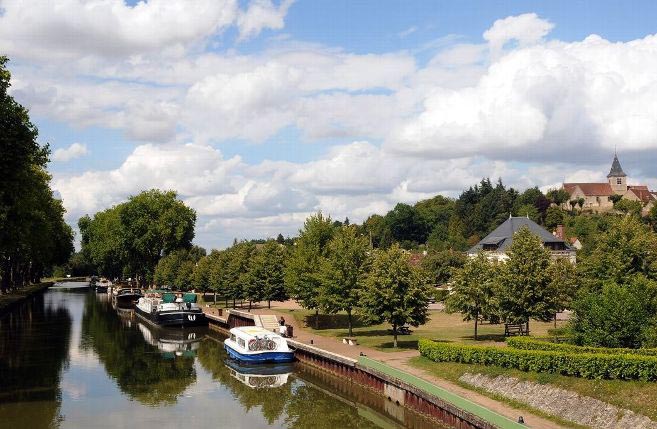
279;317;288;337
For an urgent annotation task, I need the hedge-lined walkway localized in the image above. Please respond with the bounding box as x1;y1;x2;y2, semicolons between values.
246;305;565;429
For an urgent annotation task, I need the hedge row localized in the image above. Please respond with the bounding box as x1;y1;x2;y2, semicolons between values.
418;338;657;381
506;336;657;357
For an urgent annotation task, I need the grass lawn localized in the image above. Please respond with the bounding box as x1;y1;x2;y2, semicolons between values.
408;355;657;423
278;308;564;351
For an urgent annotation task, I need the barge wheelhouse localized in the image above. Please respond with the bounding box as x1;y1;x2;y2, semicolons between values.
135;291;207;327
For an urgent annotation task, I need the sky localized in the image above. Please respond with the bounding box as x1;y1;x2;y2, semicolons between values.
2;0;657;250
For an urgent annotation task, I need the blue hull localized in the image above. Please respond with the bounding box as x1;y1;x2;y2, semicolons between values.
224;344;295;363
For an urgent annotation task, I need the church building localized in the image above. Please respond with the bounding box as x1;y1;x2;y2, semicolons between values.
561;154;656;213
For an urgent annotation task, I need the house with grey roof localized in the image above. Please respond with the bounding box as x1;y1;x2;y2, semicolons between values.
468;216;576;263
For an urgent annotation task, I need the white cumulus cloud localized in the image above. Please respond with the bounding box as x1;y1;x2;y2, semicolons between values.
52;143;89;162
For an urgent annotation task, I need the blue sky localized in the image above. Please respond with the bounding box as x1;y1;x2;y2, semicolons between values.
2;0;657;249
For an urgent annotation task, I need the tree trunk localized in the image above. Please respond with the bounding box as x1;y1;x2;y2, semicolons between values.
248;300;252;311
232;298;235;308
554;313;558;329
347;309;353;338
268;300;271;309
474;312;479;341
315;309;319;329
393;324;398;348
526;320;530;336
213;292;217;306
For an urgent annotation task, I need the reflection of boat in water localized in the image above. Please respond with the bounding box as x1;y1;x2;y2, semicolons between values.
224;327;295;363
113;287;142;305
225;359;293;388
95;278;112;293
115;305;135;327
138;322;206;358
135;291;207;327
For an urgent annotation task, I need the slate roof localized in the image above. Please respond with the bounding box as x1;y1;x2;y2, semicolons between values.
563;182;613;196
607;154;627;178
468;216;572;254
627;186;656;204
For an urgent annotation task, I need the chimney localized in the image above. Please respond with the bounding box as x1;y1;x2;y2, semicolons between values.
555;224;565;240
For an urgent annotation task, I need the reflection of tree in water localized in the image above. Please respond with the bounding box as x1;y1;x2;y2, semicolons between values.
196;337;381;429
196;338;292;424
80;293;196;405
284;385;381;429
0;291;72;428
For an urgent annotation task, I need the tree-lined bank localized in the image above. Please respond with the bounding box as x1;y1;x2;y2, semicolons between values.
0;57;73;293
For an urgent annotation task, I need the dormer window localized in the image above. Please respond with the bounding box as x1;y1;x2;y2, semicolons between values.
617;178;622;185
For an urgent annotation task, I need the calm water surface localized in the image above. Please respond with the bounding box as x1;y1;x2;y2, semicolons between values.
0;283;443;429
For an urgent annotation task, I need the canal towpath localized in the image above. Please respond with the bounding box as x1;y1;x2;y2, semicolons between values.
203;303;565;429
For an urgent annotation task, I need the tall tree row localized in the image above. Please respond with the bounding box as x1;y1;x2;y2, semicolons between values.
0;56;73;292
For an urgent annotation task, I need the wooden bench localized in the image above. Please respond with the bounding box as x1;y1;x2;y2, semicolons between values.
504;323;528;336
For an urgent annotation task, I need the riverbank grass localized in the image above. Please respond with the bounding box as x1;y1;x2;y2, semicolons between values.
279;309;563;351
409;355;657;423
0;282;53;313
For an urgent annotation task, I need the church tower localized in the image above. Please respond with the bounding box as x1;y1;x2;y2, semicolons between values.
607;153;627;194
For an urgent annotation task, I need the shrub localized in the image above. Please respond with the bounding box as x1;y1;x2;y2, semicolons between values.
418;338;657;381
506;336;657;357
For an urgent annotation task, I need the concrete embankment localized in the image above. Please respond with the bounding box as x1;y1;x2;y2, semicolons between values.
0;281;54;317
205;308;524;429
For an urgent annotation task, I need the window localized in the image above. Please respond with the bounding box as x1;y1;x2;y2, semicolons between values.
617;178;622;185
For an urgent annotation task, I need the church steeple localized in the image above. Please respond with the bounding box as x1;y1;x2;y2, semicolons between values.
607;153;627;194
607;153;627;178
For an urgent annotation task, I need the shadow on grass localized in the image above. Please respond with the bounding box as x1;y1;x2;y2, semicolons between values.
377;340;419;350
460;333;506;342
301;313;374;330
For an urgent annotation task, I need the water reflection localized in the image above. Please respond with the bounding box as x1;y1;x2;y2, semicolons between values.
1;286;447;429
81;292;197;405
225;360;293;389
0;289;72;428
137;322;205;359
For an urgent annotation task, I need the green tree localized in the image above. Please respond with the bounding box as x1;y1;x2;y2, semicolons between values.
361;214;391;248
0;56;73;291
570;277;657;348
445;253;500;340
513;203;540;222
360;245;431;347
577;215;657;291
285;212;334;326
614;198;643;216
153;246;204;290
119;189;196;285
420;249;466;286
225;242;256;308
497;227;556;332
546;188;571;206
384;203;427;247
319;226;370;337
192;252;214;295
249;241;288;309
650;204;657;232
208;250;232;306
547;258;579;326
544;206;566;230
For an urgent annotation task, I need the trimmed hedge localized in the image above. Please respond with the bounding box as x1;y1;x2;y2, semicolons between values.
506;336;657;357
418;338;657;381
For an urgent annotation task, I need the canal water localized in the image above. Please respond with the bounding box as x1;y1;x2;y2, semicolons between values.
0;282;444;429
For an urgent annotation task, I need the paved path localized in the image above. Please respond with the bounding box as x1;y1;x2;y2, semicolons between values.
245;304;566;429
